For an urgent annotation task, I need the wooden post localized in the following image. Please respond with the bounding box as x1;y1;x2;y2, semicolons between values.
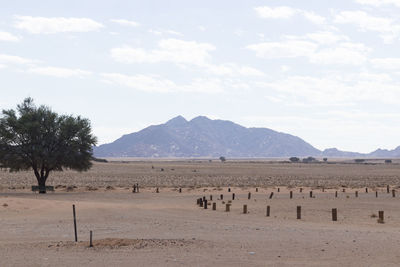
210;195;213;201
342;188;345;193
300;188;303;193
212;202;216;210
89;230;93;247
220;194;223;200
309;191;313;198
248;192;251;200
199;199;203;207
297;206;301;220
179;188;182;193
72;204;78;242
228;188;231;192
392;189;396;197
355;191;358;198
266;206;270;217
269;192;274;199
277;188;280;192
136;183;139;193
290;191;293;199
156;187;159;193
232;193;235;200
365;188;368;193
379;210;384;221
225;204;230;212
243;204;247;214
376;191;378;198
332;208;337;221
204;199;208;209
387;185;390;193
322;188;325;192
256;188;258;192
197;198;200;205
335;191;338;198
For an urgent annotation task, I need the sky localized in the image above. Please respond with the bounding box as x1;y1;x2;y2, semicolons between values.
1;0;400;153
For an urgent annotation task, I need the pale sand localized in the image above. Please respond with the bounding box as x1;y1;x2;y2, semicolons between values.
1;187;400;266
1;161;400;266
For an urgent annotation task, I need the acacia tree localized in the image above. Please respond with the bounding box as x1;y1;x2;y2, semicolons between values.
0;98;97;193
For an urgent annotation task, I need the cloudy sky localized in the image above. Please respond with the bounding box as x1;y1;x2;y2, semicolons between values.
1;0;400;153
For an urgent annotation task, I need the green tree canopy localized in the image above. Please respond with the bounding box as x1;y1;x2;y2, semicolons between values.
0;98;97;193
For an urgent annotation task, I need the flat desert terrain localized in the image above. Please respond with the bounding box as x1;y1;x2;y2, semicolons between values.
1;160;400;266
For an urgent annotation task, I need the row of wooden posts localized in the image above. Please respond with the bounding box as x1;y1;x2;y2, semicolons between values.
196;197;386;222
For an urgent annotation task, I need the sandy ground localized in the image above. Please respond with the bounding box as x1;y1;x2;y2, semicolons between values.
1;161;400;266
1;186;400;266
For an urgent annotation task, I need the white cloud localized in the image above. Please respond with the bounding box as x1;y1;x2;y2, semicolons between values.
309;43;371;65
0;54;36;65
111;38;264;77
110;19;139;27
14;16;103;34
111;38;215;65
0;64;5;69
301;11;326;25
0;31;20;42
148;29;183;36
255;6;326;25
304;31;349;45
246;40;318;58
355;0;400;7
370;58;400;70
247;34;371;65
28;66;92;78
255;73;400;106
334;11;400;43
254;6;297;19
101;73;224;94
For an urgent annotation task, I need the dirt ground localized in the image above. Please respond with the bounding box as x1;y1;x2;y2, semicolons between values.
1;161;400;266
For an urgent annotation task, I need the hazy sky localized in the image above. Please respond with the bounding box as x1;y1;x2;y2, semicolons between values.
1;0;400;153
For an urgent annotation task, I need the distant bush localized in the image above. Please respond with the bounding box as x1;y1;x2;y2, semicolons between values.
302;156;317;163
323;158;328;162
219;156;226;162
385;159;392;164
354;159;365;163
92;157;108;163
289;157;300;162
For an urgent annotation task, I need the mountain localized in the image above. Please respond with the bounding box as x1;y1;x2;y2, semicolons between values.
94;116;321;158
93;116;400;158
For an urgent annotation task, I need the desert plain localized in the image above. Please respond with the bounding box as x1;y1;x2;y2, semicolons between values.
1;159;400;266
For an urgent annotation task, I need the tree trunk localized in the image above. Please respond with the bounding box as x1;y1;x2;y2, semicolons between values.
38;177;46;194
34;169;48;194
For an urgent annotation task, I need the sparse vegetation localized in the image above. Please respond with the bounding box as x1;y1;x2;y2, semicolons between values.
0;98;97;193
289;157;300;162
219;156;226;162
302;157;317;163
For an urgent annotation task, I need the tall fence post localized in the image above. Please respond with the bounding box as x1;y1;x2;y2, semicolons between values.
297;206;301;219
266;206;270;217
379;210;384;222
332;208;337;221
72;204;78;242
89;230;93;247
243;204;247;214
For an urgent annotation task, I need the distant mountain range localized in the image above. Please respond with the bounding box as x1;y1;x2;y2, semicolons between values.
93;116;400;158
